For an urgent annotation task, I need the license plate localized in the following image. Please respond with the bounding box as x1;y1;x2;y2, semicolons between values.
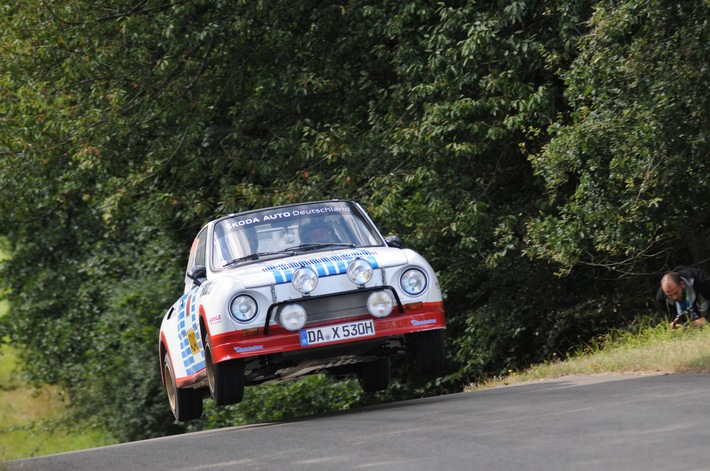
300;319;375;347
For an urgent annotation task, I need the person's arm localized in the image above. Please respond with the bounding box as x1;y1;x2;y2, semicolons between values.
655;286;670;314
655;287;683;328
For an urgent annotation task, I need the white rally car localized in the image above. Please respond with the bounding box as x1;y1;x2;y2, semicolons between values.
159;200;446;421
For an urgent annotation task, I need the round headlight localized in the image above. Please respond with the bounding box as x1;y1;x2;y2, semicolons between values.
347;258;373;285
367;290;394;318
400;268;428;296
292;267;318;294
279;304;307;331
229;294;258;322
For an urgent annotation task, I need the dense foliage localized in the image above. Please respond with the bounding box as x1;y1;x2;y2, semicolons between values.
528;0;710;274
1;0;707;442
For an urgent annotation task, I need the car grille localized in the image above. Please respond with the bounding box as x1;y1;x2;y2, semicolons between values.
270;290;371;328
298;291;372;326
265;287;402;334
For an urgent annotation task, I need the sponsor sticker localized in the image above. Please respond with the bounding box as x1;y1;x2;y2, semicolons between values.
235;345;264;353
187;329;200;355
411;319;437;326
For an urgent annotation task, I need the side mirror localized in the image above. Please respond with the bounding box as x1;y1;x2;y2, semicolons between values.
187;265;207;286
385;235;403;248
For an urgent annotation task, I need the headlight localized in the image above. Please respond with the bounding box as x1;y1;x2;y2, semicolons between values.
292;267;318;294
279;304;307;331
229;294;258;322
400;268;428;296
367;290;394;318
347;258;373;285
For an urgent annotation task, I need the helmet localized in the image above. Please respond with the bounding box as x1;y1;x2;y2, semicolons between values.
299;218;335;243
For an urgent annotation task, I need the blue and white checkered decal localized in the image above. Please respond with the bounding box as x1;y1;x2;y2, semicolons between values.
262;250;380;283
176;290;205;375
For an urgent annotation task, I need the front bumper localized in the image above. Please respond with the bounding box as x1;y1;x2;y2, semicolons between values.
209;301;445;364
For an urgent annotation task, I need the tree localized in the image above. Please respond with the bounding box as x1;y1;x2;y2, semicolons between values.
527;0;710;275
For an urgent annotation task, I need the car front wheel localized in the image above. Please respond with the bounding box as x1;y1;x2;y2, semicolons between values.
163;353;203;421
408;329;445;375
357;357;390;392
205;339;245;406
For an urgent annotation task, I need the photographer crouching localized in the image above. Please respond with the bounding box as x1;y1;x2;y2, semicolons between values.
656;266;710;329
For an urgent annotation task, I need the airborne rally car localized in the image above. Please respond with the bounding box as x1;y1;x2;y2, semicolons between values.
159;200;446;421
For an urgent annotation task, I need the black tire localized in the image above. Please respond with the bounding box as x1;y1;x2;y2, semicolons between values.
409;329;445;375
205;339;245;406
163;354;203;421
357;357;390;392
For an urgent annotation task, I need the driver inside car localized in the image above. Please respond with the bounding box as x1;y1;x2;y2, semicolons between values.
298;218;338;244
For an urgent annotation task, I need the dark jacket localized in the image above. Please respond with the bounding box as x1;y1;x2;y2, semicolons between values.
655;265;710;322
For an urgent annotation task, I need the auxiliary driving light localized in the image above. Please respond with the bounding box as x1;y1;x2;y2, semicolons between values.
292;267;318;294
347;258;373;285
279;304;307;331
367;290;394;318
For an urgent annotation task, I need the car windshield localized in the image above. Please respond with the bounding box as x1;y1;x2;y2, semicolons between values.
211;201;384;269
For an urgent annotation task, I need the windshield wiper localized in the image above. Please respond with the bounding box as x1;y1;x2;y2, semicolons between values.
226;244;357;266
285;243;356;252
224;252;277;267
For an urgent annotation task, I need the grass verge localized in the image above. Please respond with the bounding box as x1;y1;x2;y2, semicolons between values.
0;299;114;462
0;347;111;461
469;322;710;390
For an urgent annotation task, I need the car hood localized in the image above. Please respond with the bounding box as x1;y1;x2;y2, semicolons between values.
217;247;410;287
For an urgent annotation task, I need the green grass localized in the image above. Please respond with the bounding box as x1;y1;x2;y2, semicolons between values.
469;322;710;390
0;295;115;462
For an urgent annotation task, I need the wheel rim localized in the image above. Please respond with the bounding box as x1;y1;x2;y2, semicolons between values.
164;362;177;413
205;345;216;395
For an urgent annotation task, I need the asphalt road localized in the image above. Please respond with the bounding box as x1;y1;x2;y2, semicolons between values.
7;373;710;471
